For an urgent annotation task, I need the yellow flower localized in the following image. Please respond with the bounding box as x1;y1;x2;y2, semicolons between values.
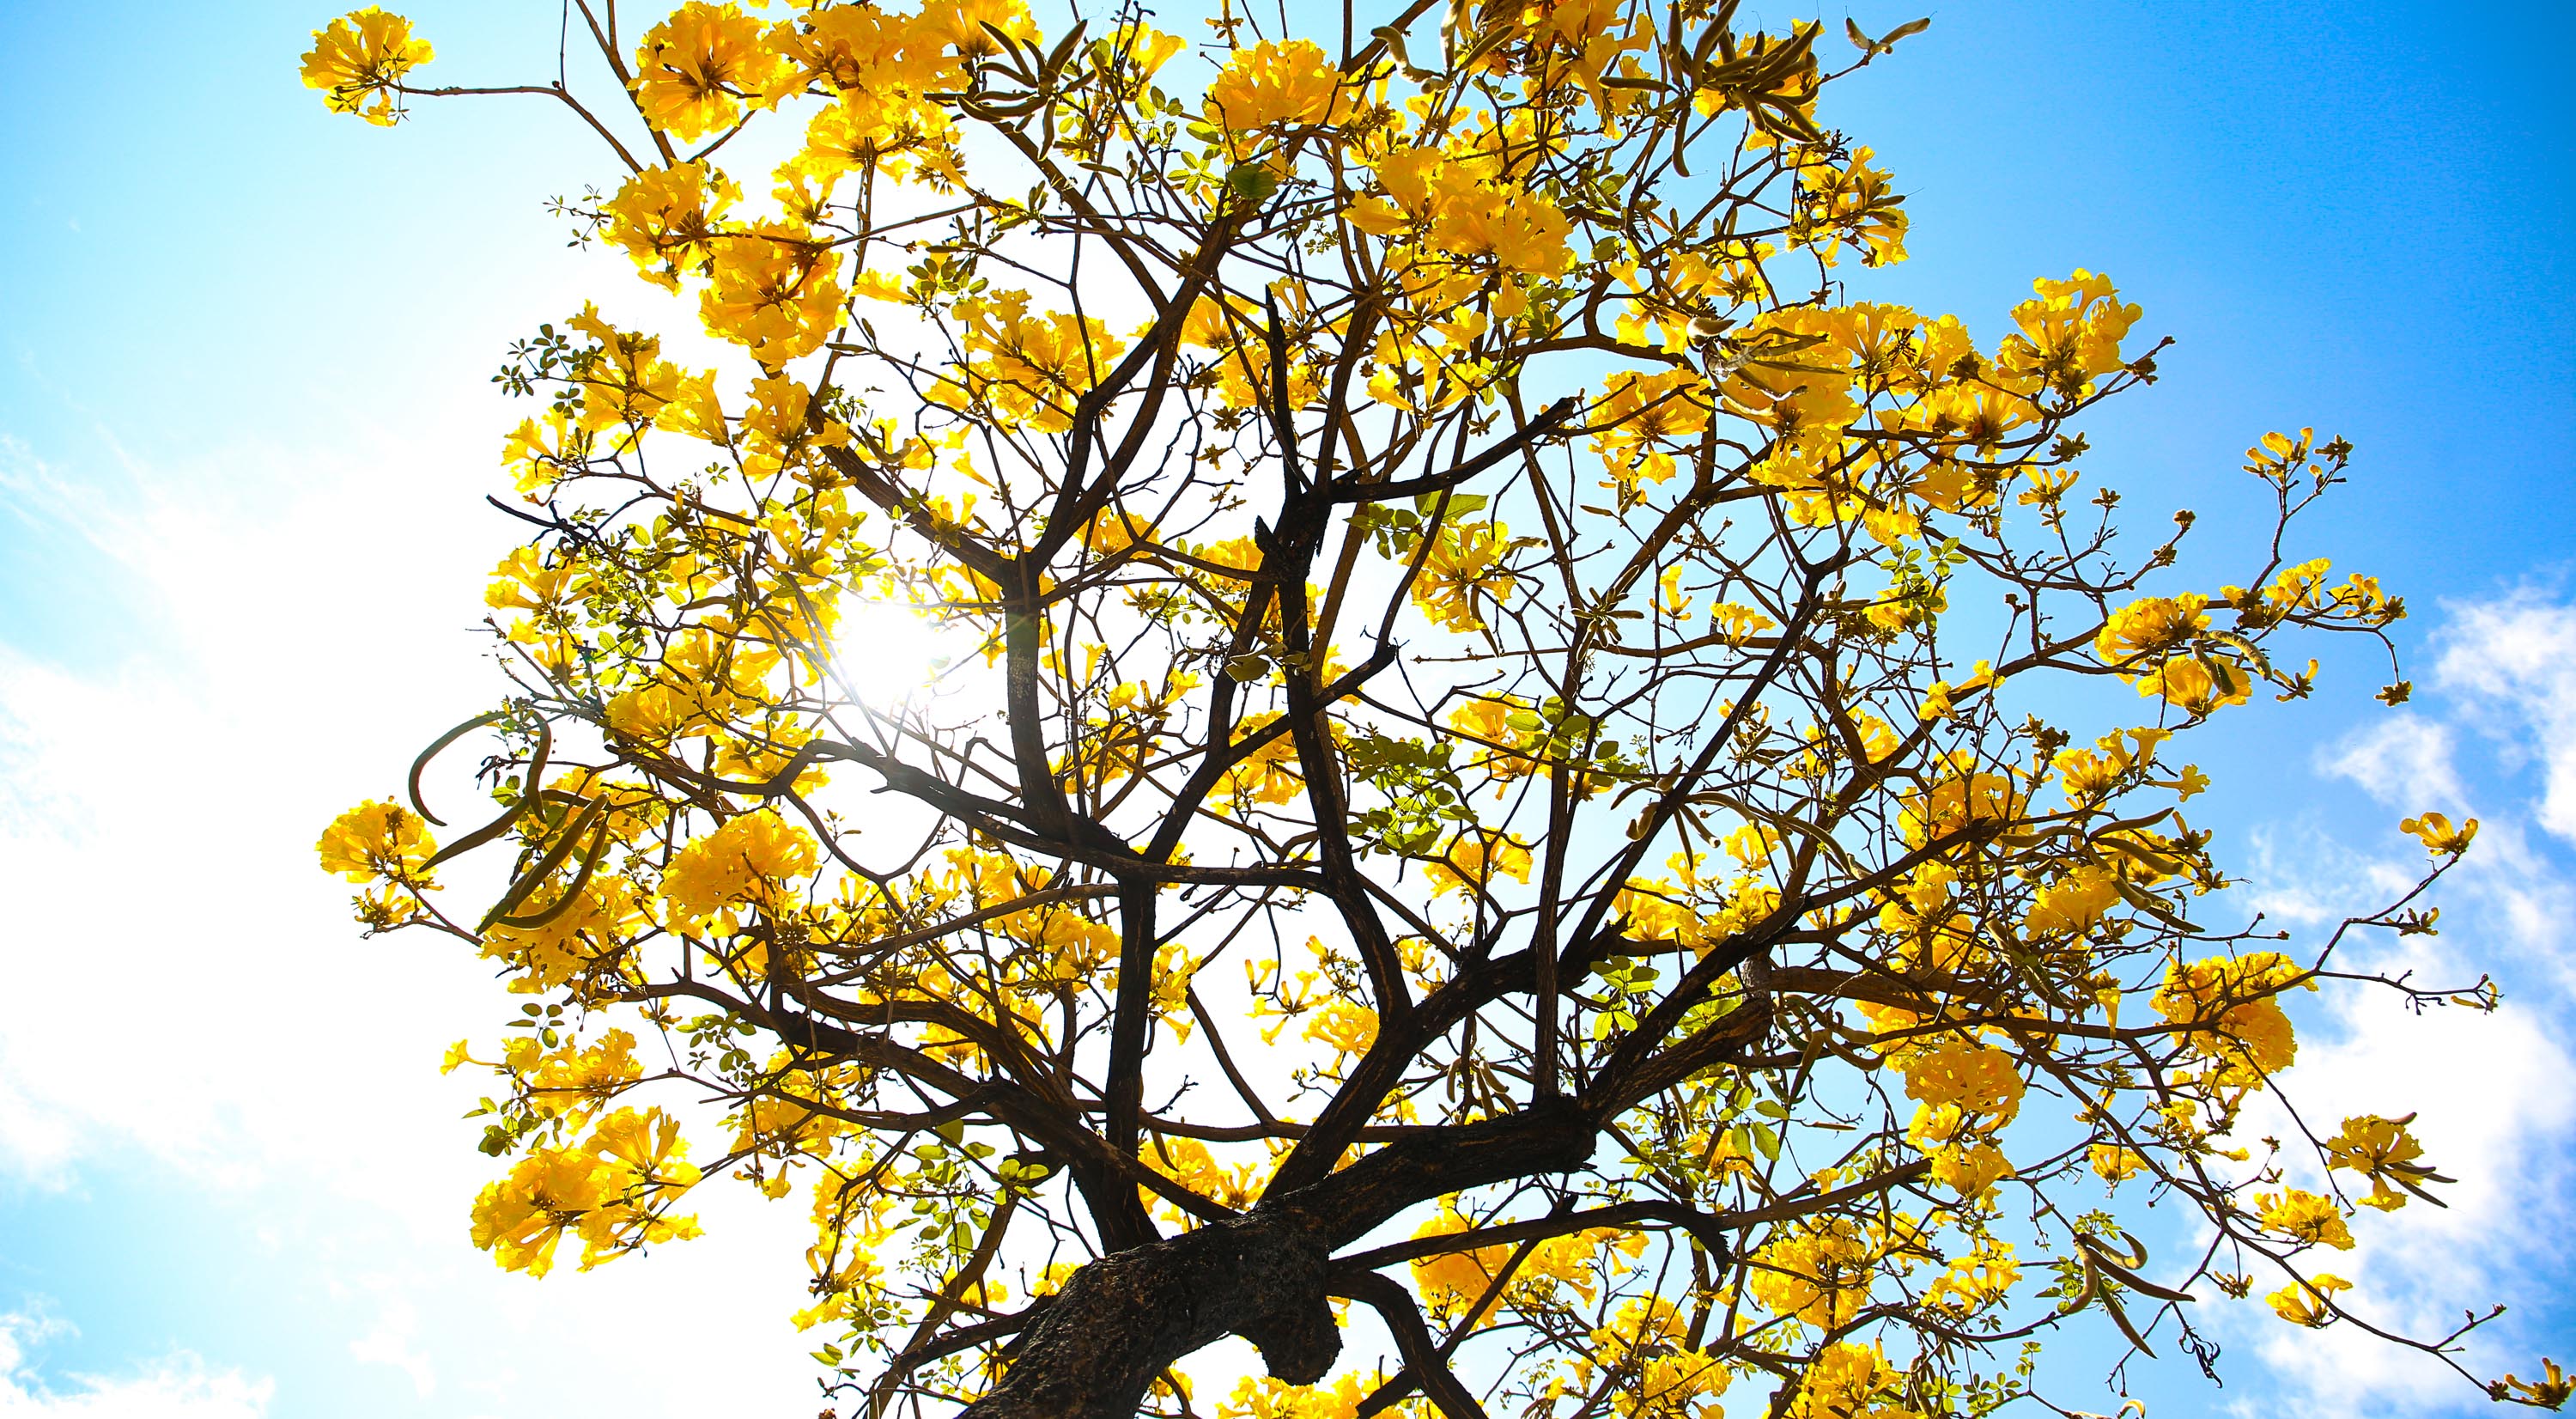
1998;270;2139;396
2265;1273;2351;1327
1222;712;1309;807
1795;147;1910;268
2399;811;2479;857
1205;40;1347;133
520;1028;647;1124
1592;370;1713;486
568;304;689;432
795;88;958;185
1218;1371;1375;1419
1748;1217;1886;1330
2255;1188;2354;1251
2324;1113;2449;1211
1784;1341;1913;1419
1927;1140;2014;1202
2089;1143;2145;1185
1898;759;2024;849
469;1106;702;1277
602;161;738;290
480;873;647;990
2095;594;2209;667
1303;998;1378;1060
2024;863;2120;937
316;799;440;886
1899;1042;2025;1138
1924;1240;2020;1317
930;291;1128;432
499;410;589;494
2142;653;2252;714
1425;829;1534;897
775;3;927;93
906;0;1038;65
1414;521;1517;631
1141;1136;1261;1210
699;226;846;366
632;3;790;142
1590;1296;1731;1418
301;9;433;126
660;811;820;930
2093;594;2251;712
2152;952;2309;1087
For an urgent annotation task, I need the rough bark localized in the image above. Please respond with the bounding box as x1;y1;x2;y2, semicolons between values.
957;1213;1335;1419
956;1103;1598;1419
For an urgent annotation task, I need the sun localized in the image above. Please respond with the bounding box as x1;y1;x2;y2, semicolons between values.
825;594;958;709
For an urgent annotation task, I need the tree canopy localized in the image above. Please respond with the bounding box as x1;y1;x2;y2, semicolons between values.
306;2;2567;1416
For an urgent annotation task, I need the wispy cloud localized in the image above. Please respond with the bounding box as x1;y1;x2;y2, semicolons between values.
2210;588;2576;1414
0;1310;270;1419
2434;586;2576;846
0;433;821;1416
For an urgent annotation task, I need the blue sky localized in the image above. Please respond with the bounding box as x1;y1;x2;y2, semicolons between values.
0;2;2568;1416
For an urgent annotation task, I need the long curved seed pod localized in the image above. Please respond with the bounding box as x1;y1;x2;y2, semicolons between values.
425;716;551;870
479;795;605;931
489;804;614;931
407;710;508;825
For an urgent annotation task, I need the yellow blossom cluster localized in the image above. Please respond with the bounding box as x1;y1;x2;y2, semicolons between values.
299;7;431;125
2152;951;2309;1087
468;1106;702;1277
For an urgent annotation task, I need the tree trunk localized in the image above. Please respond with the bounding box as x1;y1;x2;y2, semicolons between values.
958;1103;1595;1419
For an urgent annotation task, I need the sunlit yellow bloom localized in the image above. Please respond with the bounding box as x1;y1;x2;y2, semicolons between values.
1796;147;1910;268
1928;1140;2014;1202
2324;1112;2443;1211
2096;594;2250;712
931;290;1127;432
1589;1296;1731;1418
2089;1143;2145;1184
1785;1340;1916;1418
469;1106;702;1277
2153;952;2308;1087
660;811;820;930
1426;829;1533;898
2256;1188;2354;1251
632;3;789;142
907;0;1037;64
2024;863;2119;937
567;304;689;432
317;799;440;886
603;161;738;289
1899;1042;2025;1131
1141;1136;1261;1210
1748;1216;1888;1330
1205;40;1348;133
301;9;432;125
795;87;957;185
2266;1272;2351;1327
1414;521;1518;631
1998;270;2139;396
2399;810;2479;857
1593;370;1713;486
700;226;845;366
1303;998;1377;1059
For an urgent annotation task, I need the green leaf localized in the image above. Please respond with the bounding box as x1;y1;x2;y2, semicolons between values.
1225;163;1280;204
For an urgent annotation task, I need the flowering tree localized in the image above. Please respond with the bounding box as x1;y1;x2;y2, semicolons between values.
307;3;2567;1416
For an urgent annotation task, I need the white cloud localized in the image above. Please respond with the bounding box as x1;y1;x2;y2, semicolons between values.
2227;942;2573;1414
2319;712;2464;813
2434;587;2576;846
0;1312;270;1419
343;1294;432;1399
2228;590;2576;1413
0;429;820;1414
